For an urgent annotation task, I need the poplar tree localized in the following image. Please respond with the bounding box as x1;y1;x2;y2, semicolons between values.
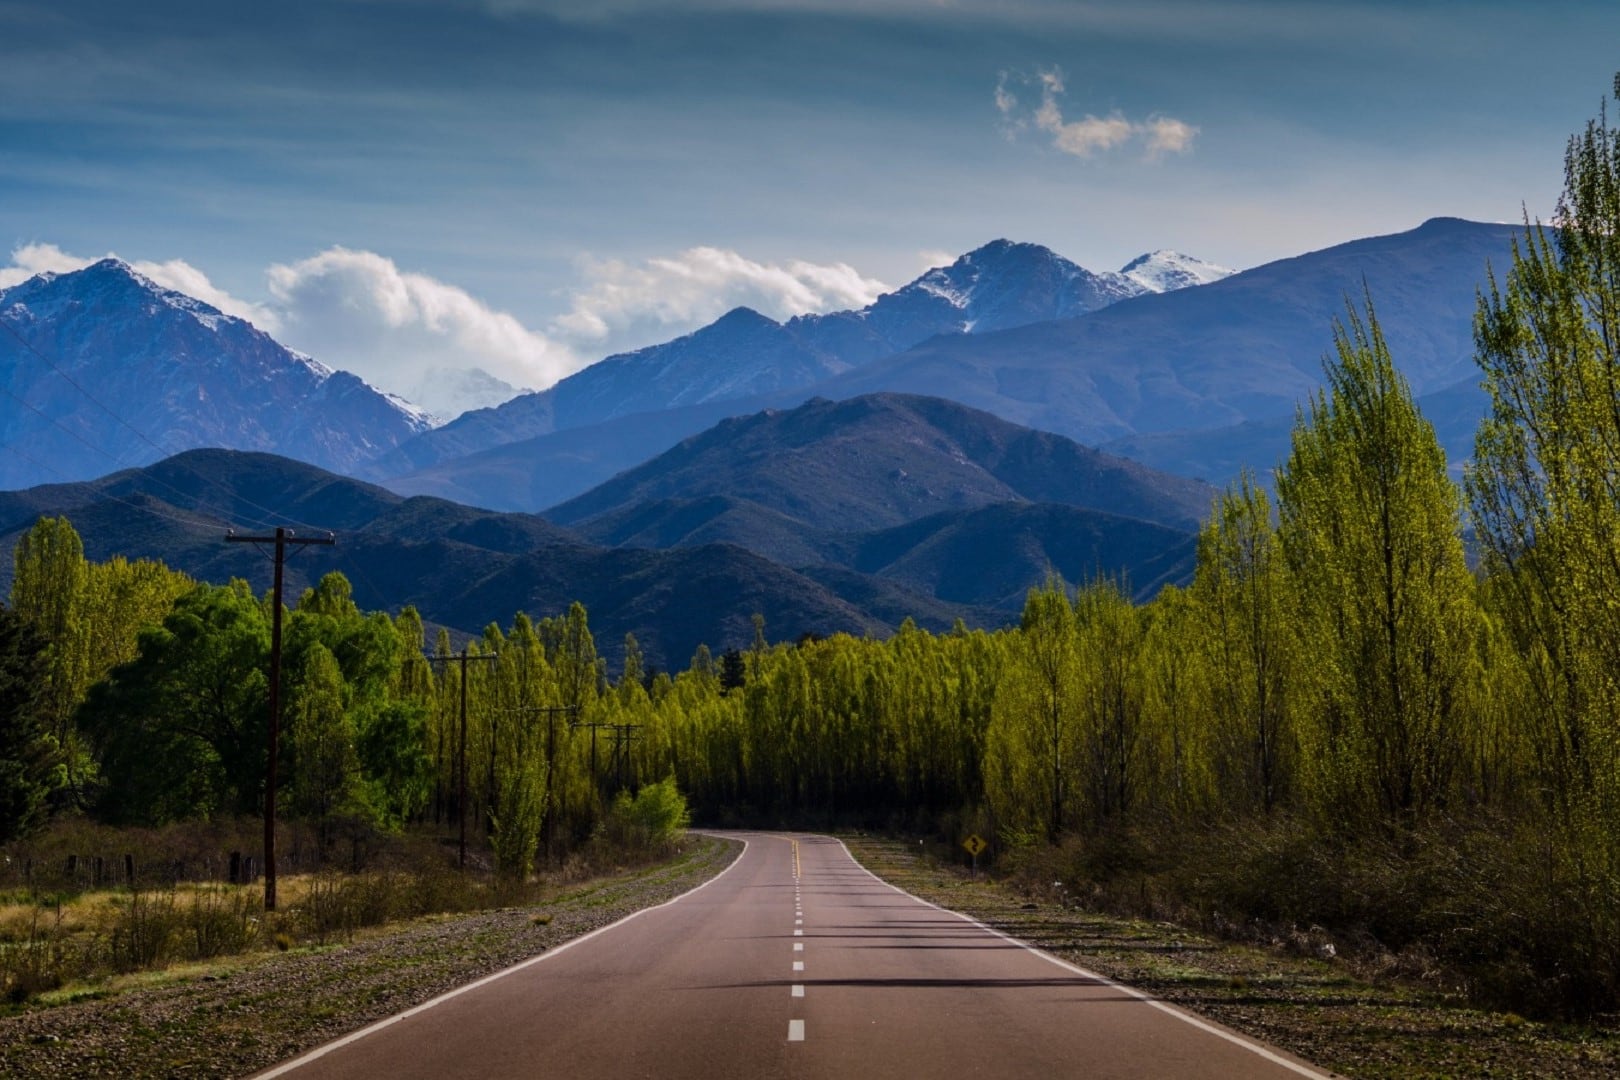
1469;73;1620;804
1277;299;1477;822
1191;474;1292;812
11;516;90;797
987;579;1079;841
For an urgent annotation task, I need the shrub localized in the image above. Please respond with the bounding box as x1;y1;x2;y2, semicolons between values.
595;777;690;857
108;888;180;971
186;884;260;959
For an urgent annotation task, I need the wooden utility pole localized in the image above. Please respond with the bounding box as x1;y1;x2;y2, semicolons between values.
609;722;642;792
429;647;497;868
225;526;334;911
504;704;579;858
570;714;610;792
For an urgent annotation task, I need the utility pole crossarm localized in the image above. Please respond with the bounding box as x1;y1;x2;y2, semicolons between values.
223;525;335;912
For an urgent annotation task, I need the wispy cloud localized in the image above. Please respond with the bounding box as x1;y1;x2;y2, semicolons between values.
549;246;889;358
997;67;1198;161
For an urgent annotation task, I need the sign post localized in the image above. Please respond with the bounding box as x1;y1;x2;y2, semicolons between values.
962;833;987;877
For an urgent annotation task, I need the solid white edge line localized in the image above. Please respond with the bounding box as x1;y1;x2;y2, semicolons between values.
252;835;751;1079
833;838;1338;1080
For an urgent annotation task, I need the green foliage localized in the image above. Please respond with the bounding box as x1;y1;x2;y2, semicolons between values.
597;776;690;855
0;602;58;842
287;642;368;848
490;751;546;879
1276;299;1479;822
1191;474;1291;813
987;579;1079;841
77;582;270;823
1462;73;1620;1015
11;517;90;799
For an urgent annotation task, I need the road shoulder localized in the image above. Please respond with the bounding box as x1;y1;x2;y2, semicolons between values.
843;836;1620;1079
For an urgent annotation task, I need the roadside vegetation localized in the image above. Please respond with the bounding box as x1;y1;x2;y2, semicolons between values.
4;72;1620;1049
1;784;694;1009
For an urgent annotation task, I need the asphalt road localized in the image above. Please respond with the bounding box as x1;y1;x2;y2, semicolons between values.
255;833;1333;1079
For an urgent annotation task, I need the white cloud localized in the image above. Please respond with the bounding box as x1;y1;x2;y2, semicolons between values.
549;246;889;358
0;243;87;288
998;67;1199;161
265;247;574;406
1142;115;1199;159
134;258;280;328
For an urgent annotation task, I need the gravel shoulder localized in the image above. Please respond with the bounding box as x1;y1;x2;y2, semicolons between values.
843;836;1620;1080
0;836;741;1079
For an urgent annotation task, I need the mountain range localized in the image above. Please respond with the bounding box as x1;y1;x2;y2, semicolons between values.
0;392;1208;667
374;217;1520;511
367;240;1231;479
0;218;1529;662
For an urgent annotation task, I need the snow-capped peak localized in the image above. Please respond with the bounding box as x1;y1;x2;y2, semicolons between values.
1120;250;1234;293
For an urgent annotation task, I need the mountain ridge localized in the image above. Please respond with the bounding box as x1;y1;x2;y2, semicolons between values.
367;239;1229;478
0;259;432;490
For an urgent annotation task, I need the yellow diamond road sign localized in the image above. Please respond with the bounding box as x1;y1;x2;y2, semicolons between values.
962;834;987;857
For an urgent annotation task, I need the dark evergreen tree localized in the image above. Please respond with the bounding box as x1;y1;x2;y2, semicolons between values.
719;649;747;695
0;602;57;841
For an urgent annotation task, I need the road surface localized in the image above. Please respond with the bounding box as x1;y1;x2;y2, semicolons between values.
255;833;1333;1079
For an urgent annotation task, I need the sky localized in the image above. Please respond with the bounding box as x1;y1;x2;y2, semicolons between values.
2;0;1618;415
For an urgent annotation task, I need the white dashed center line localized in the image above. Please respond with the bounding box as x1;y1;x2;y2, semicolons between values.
794;929;803;936
792;984;805;998
793;960;804;971
788;1020;805;1042
793;942;804;951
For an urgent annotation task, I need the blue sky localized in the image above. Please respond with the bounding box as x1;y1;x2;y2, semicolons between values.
3;0;1617;412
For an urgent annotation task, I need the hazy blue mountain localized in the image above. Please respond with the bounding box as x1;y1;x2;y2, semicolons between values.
0;260;432;491
0;449;1002;669
811;218;1517;452
369;240;1229;478
825;502;1199;609
547;394;1215;537
378;400;751;512
545;395;1208;609
381;219;1515;509
1103;375;1490;487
